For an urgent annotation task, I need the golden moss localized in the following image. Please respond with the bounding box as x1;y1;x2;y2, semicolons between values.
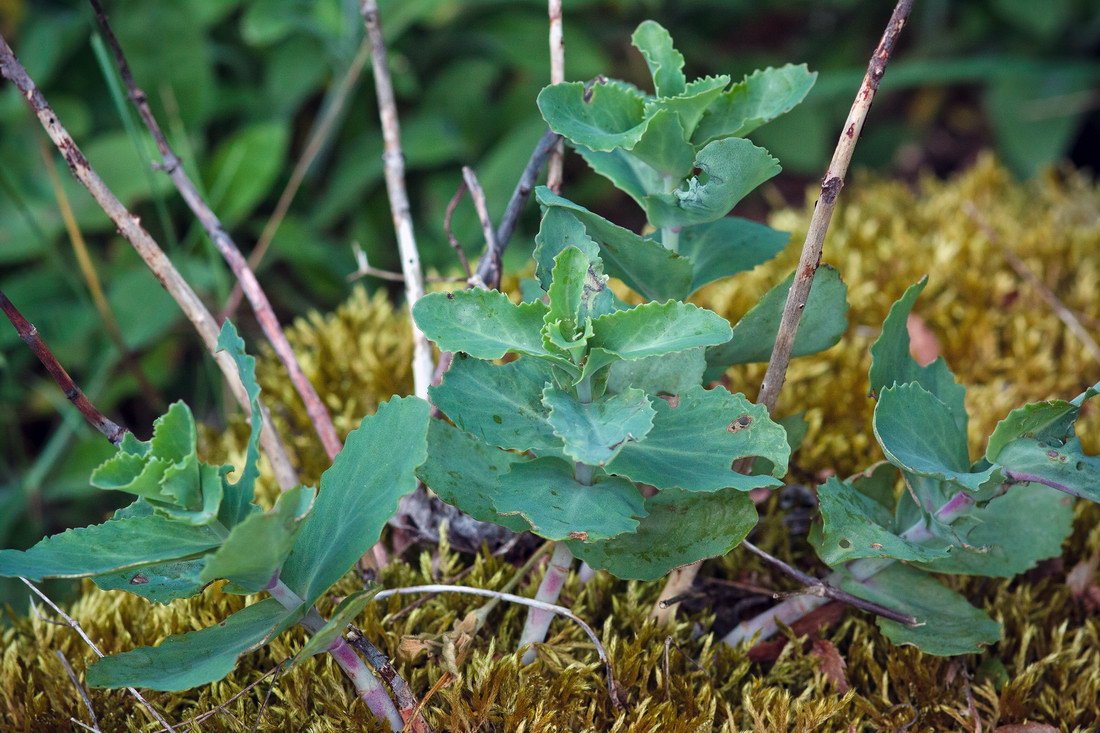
5;158;1100;731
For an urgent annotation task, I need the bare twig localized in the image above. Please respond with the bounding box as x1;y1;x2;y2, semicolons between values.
56;649;101;732
546;0;565;192
0;288;126;444
361;0;433;399
151;664;283;732
374;583;621;707
21;579;177;731
248;661;286;733
89;0;344;462
0;31;299;491
756;0;914;411
349;243;466;284
345;628;432;733
461;166;497;289
443;181;472;279
964;201;1100;366
739;540;917;626
223;38;373;319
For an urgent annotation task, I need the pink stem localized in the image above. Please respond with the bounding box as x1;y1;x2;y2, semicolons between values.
517;542;575;663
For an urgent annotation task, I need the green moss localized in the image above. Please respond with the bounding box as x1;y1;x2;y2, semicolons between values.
6;158;1100;731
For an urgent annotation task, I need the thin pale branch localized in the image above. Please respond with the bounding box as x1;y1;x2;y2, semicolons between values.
461;166;498;289
442;181;472;279
21;579;177;731
89;0;343;461
546;0;564;192
0;288;126;444
374;583;622;707
56;649;101;732
360;0;434;399
0;30;299;491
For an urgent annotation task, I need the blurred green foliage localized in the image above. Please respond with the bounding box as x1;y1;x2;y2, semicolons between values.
0;0;1098;605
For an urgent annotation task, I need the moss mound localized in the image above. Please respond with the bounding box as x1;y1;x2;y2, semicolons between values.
4;157;1100;731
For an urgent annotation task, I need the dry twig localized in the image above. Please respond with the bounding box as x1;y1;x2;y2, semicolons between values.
345;629;432;733
546;0;565;192
443;181;473;279
461;166;497;289
56;649;101;732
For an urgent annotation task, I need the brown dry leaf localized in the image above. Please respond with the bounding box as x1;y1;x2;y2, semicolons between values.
992;724;1059;733
906;313;941;366
398;636;438;661
810;638;849;693
748;601;847;663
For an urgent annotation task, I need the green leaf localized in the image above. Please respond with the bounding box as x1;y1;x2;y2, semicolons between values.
280;397;429;604
606;347;706;396
644;138;780;228
869;278;967;435
693;64;817;146
675;217;790;294
627;109;695;179
543;387;655;466
415;420;530;533
874;384;1002;496
493;458;646;542
205;122;289;226
293;587;380;666
984;381;1098;462
996;437;1100;503
200;485;315;593
569;487;757;581
91;558;210;605
574;146;663;208
430;356;561;455
813;477;952;567
590;302;732;361
834;563;1001;656
607;385;790;492
545;246;615;336
216;320;265;526
644;75;731;138
535;188;693;301
413;290;566;365
914;483;1075;577
704;265;848;377
537;80;646;152
630;20;685;97
86;598;302;690
533;207;603;289
0;515;223;581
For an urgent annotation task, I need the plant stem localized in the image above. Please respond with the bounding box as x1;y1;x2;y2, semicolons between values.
660;176;681;253
516;541;576;663
265;578;403;729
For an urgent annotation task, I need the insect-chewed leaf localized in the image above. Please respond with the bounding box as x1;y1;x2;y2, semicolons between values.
545;245;614;334
416;419;531;533
492;457;646;542
673;217;790;295
589;301;732;361
985;380;1098;462
874;383;1003;497
631;20;686;97
85;598;303;691
606;347;706;397
692;64;817;145
996;437;1100;503
833;563;1001;656
537;79;646;151
704;265;848;379
543;386;655;466
92;557;210;605
643;138;780;228
292;587;380;666
606;385;790;492
569;487;757;581
869;278;968;435
279;396;429;605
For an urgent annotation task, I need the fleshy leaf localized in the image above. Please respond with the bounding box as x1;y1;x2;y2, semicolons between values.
644;75;730;138
643;138;780;228
545;246;614;336
280;397;429;604
692;64;817;145
813;477;952;566
537;80;646;151
492;458;646;542
535;188;693;301
216;320;265;526
92;558;210;604
0;514;222;581
673;217;790;294
627;109;695;179
631;20;685;97
430;356;561;455
833;563;1001;656
607;385;790;492
985;380;1098;462
874;384;1002;496
996;436;1100;503
91;402;196;506
704;265;848;377
534;207;603;289
543;386;655;466
293;587;380;666
589;301;732;361
869;278;967;435
569;487;757;581
86;598;302;690
415;419;530;533
574;146;663;208
200;485;315;593
606;347;706;396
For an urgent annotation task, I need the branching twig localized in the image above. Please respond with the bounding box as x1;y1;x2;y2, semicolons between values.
739;540;917;626
56;649;101;732
374;583;622;707
443;181;472;279
21;579;177;731
461;166;497;289
0;31;299;491
89;0;344;461
361;0;434;399
0;288;127;444
546;0;565;192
